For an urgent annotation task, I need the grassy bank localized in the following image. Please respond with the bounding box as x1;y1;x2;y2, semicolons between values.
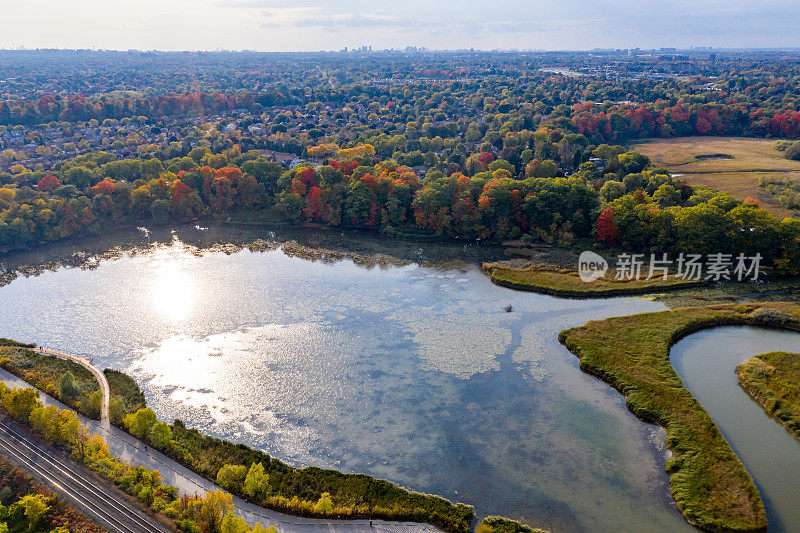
483;262;705;297
131;414;473;532
736;351;800;438
476;516;549;533
0;344;474;533
559;302;800;532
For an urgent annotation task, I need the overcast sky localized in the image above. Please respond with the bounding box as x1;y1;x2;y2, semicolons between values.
5;0;800;51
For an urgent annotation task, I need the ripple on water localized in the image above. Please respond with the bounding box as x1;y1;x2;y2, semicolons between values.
0;231;689;533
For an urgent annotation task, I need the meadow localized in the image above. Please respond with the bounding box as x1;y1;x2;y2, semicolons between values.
633;137;800;218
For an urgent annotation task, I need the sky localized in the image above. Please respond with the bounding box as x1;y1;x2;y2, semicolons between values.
5;0;800;52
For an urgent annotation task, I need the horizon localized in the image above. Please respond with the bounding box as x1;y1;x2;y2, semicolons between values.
3;46;800;54
5;0;800;52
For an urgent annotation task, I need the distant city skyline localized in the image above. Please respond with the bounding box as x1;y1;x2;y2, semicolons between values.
5;0;800;52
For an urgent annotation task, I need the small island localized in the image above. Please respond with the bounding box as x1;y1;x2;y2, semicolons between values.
737;351;800;439
559;302;800;531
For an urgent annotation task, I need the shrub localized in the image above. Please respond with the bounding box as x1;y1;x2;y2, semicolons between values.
477;516;549;533
216;464;247;493
150;422;173;451
124;408;157;439
59;371;79;400
785;141;800;160
750;307;795;326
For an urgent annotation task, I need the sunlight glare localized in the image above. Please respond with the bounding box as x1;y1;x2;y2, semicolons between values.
149;243;196;321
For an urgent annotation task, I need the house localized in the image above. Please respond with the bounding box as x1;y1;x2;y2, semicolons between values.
412;166;429;177
589;157;605;171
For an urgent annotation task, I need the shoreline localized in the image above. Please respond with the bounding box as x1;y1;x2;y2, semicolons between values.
559;302;800;532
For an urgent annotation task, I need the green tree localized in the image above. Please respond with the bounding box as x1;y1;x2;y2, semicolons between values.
13;494;49;531
59;371;79;400
653;183;681;207
2;388;39;421
108;397;125;425
314;492;334;514
151;199;170;224
79;390;103;420
139;485;155;506
776;218;800;275
63;166;97;188
243;462;269;500
150;422;173;451
124;408;157;440
221;513;250;533
600;180;626;202
216;465;247;493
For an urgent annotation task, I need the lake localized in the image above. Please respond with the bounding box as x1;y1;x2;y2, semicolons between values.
0;226;691;532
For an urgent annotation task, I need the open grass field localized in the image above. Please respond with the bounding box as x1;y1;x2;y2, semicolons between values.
559;302;800;532
737;351;800;439
632;137;800;219
483;262;705;297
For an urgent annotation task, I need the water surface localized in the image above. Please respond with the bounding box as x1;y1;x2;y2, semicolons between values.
672;327;800;532
0;227;691;532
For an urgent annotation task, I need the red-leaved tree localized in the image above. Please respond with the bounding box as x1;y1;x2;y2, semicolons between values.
597;206;618;245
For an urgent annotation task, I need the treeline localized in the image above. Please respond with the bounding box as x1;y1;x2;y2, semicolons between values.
1;140;799;274
0;91;291;126
6;87;800;144
6;54;800;148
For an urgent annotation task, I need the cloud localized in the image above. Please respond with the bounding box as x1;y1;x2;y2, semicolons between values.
292;13;416;28
213;0;318;7
6;0;800;51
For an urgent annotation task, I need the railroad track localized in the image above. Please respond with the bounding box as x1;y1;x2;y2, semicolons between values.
0;420;170;533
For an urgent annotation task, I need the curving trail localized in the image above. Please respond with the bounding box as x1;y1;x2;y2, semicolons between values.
0;366;446;533
33;347;111;429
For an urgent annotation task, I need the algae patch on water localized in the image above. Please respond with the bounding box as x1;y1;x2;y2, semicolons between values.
512;325;549;382
392;305;511;379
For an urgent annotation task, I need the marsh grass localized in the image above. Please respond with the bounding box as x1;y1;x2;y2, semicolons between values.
559;302;800;531
633;137;800;173
483;263;704;297
476;516;549;533
736;351;800;438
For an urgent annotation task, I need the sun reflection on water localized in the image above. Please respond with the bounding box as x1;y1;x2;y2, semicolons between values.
148;241;196;322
